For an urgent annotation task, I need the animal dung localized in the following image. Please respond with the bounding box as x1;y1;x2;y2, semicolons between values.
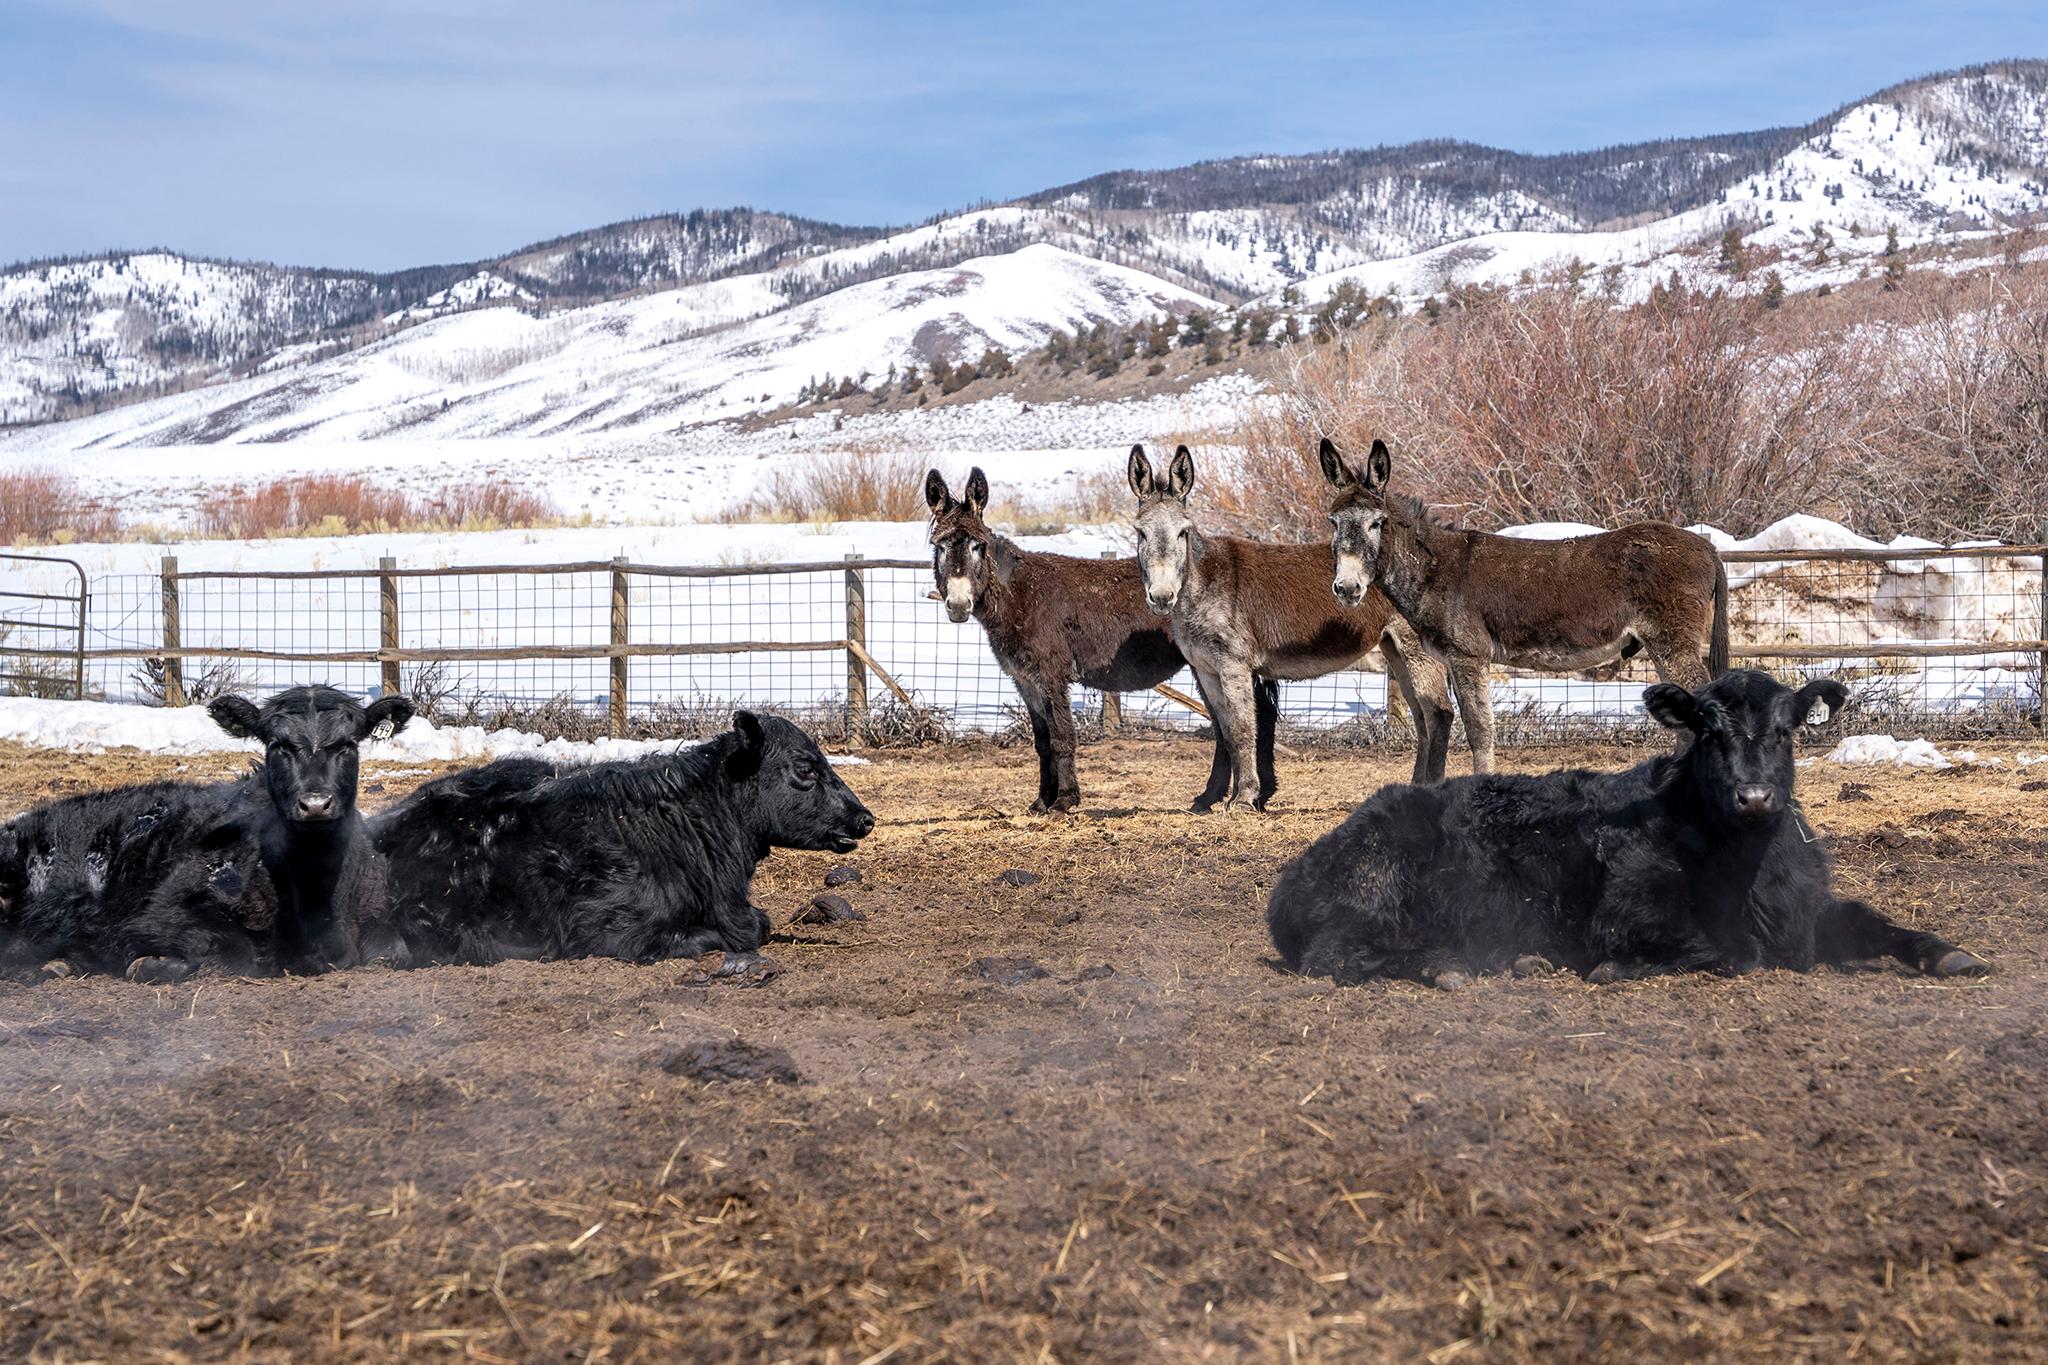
964;956;1051;986
822;866;863;888
660;1039;801;1085
677;951;781;988
793;893;865;925
994;868;1042;888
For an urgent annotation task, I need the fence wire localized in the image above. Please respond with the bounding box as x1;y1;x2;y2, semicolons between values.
4;545;2044;744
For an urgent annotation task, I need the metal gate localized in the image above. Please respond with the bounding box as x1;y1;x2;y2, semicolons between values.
0;552;88;701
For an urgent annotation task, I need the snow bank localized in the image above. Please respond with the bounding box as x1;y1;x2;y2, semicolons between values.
1824;734;1955;768
0;696;868;766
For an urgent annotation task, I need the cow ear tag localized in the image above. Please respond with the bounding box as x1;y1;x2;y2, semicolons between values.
1804;701;1831;725
371;719;396;741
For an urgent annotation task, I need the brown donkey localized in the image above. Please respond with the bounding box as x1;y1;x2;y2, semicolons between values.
1320;436;1729;774
927;468;1277;813
1127;445;1454;810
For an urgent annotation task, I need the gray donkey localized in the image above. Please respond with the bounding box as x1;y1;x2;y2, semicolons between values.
1128;444;1454;809
1320;436;1729;774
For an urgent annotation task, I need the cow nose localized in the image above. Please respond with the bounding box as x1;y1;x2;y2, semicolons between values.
1733;785;1778;817
850;806;875;836
294;792;337;821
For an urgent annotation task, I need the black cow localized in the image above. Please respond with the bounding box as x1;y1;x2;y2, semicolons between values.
201;685;415;977
1267;670;1991;987
371;711;874;966
0;685;412;982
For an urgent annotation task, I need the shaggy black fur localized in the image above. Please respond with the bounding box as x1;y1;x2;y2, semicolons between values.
0;685;412;982
371;712;874;966
1267;671;1991;987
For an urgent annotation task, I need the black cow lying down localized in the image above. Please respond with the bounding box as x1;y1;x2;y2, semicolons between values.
371;711;874;966
0;685;413;982
1268;670;1990;987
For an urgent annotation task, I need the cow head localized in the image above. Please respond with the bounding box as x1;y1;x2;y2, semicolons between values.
1318;436;1392;608
926;467;998;625
1645;670;1848;827
726;710;875;853
209;686;414;830
1127;443;1197;616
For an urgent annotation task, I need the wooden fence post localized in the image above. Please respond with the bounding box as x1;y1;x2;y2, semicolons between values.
844;554;868;740
1098;549;1122;735
2037;524;2047;735
379;556;401;699
159;555;186;707
609;558;629;739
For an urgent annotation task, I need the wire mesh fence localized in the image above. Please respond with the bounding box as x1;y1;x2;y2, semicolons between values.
3;541;2044;745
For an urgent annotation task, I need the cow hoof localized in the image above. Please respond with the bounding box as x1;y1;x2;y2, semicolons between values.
1510;955;1555;977
1430;966;1474;991
1587;961;1623;985
38;959;74;981
126;956;196;985
1932;949;1991;978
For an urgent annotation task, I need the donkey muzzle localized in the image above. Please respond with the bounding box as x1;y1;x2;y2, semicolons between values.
1331;575;1367;607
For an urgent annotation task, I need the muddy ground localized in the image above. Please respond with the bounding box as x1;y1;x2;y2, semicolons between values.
1;735;2044;1362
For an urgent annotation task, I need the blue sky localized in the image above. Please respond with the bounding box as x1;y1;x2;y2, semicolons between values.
3;1;2043;271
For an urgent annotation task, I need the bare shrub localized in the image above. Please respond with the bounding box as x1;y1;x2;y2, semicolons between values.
190;475;560;538
719;447;928;523
1228;285;1889;538
1853;269;2048;541
0;468;122;546
131;656;251;707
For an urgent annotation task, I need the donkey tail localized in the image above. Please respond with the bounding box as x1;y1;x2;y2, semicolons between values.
1707;558;1731;678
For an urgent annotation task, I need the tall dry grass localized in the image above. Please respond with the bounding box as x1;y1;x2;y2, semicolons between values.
719;447;930;524
0;468;123;546
191;475;560;538
1224;257;2048;543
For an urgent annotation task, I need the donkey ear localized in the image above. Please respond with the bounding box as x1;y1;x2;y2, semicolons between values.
207;694;263;740
924;469;951;516
1642;684;1701;733
1365;439;1392;491
964;467;989;515
1318;437;1353;488
1168;445;1196;502
1127;444;1156;499
1793;678;1849;727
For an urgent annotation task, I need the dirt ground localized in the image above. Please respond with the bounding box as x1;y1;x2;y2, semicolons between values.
1;734;2044;1363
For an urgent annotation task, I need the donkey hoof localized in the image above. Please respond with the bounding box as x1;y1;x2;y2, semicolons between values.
1932;949;1991;978
126;956;196;985
1190;795;1220;814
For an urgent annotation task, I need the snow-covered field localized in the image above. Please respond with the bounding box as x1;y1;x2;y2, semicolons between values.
1;511;2038;738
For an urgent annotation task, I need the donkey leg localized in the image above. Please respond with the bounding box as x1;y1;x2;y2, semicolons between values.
1192;674;1235;812
1041;682;1083;812
1448;659;1496;776
1253;676;1280;808
1215;666;1267;810
1016;685;1061;814
1817;898;1990;977
1190;664;1241;811
1383;633;1453;784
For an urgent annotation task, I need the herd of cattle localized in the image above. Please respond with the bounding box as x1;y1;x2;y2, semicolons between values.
0;440;1991;988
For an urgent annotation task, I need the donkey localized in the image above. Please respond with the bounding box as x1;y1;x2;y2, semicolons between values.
1320;437;1729;775
1127;445;1455;810
927;467;1277;813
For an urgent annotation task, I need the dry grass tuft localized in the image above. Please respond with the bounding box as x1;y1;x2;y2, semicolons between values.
191;475;562;538
719;447;929;524
0;467;123;547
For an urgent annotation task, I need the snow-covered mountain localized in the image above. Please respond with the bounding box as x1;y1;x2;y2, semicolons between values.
4;60;2046;432
3;245;1215;449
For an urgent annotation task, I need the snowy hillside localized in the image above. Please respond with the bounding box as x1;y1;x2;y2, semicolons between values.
9;61;2045;429
0;245;1214;454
